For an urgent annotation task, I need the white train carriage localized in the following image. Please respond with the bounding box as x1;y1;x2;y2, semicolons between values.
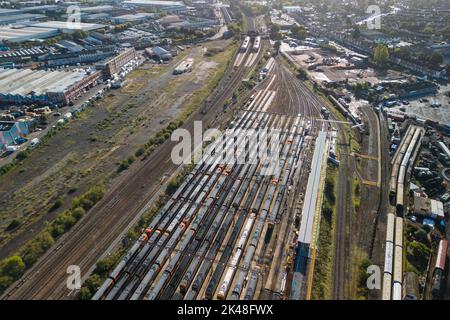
240;36;250;52
252;36;261;52
382;273;392;300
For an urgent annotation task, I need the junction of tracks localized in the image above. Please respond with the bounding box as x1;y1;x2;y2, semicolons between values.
2;31;361;301
93;40;339;300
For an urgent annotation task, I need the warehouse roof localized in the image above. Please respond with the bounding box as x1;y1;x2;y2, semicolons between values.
0;13;46;24
0;26;58;42
19;5;59;12
113;13;154;21
0;68;88;96
31;21;106;31
124;0;186;7
0;47;45;58
0;9;21;16
79;5;114;12
85;13;111;20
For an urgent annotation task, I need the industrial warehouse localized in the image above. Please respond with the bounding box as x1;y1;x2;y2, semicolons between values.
0;68;100;106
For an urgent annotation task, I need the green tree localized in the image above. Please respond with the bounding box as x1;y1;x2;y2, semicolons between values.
15;151;28;161
297;68;308;80
72;30;88;39
443;25;450;40
71;207;86;220
414;229;428;244
84;274;102;293
291;25;307;40
270;24;281;40
6;219;20;231
48;197;64;212
165;179;180;196
423;25;434;34
22;232;55;266
94;255;118;277
394;46;410;59
430;52;443;67
324;177;335;205
274;40;281;54
0;275;13;292
353;25;361;39
373;44;389;65
1;256;25;279
79;287;91;300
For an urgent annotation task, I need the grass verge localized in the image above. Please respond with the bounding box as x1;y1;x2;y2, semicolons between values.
311;165;338;299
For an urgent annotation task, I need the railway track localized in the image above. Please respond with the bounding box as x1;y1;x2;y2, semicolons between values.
382;125;424;300
275;55;350;300
93;56;326;300
267;59;331;300
332;133;350;300
1;35;263;301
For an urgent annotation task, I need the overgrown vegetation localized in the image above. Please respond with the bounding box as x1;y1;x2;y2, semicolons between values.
312;166;338;299
165;163;195;196
117;42;238;171
0;185;105;295
79;250;124;300
239;2;269;16
356;257;372;299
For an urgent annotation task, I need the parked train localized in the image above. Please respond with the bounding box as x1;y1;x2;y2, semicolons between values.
381;214;404;300
389;125;414;203
395;127;423;216
240;36;250;53
328;95;364;134
392;216;403;300
252;36;261;53
432;239;447;299
92;85;306;301
382;213;395;300
382;213;403;300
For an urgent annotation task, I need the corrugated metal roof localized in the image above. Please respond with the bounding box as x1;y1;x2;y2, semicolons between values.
0;26;58;41
298;131;327;245
31;21;105;31
0;68;88;96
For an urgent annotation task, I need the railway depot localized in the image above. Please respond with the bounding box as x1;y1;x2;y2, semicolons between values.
0;0;449;306
91;33;336;301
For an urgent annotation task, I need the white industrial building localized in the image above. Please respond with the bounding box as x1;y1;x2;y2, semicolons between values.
111;13;155;23
0;68;100;105
0;13;46;25
0;26;59;43
0;20;106;43
30;21;106;33
123;0;187;12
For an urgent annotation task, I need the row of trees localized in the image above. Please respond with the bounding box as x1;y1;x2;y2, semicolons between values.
0;185;105;294
373;44;390;65
374;44;447;72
